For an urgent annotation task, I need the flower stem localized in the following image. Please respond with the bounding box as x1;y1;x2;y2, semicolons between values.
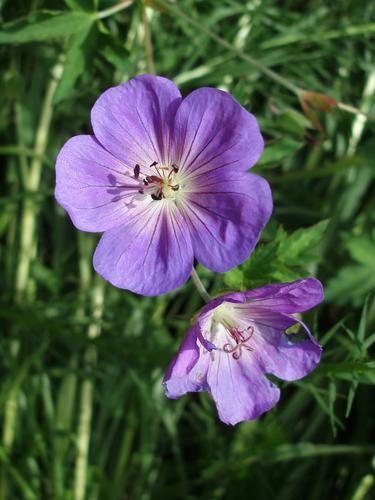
141;2;156;74
191;268;211;303
97;0;134;19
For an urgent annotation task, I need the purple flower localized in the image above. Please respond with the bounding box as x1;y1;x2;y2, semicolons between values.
163;278;324;425
55;75;271;296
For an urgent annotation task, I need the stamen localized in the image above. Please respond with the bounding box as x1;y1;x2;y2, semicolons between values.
151;192;164;201
134;161;181;202
222;326;255;359
134;164;140;179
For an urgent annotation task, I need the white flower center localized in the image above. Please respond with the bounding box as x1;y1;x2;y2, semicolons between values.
209;302;255;360
134;161;187;202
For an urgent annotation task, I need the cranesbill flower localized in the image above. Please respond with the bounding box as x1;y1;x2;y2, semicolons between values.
163;278;324;425
55;74;271;296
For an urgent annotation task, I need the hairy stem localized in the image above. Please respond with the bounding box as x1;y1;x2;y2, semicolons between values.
191;268;211;303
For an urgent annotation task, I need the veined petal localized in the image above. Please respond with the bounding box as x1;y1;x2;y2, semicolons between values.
55;135;139;232
91;74;182;168
244;278;324;313
171;87;263;176
163;325;209;398
254;327;322;382
207;348;280;425
93;201;193;296
181;173;272;272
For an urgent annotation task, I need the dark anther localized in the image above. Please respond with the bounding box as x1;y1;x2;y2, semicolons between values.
150;161;158;167
143;179;149;186
171;164;179;173
151;192;164;201
171;184;180;191
138;188;144;194
134;164;140;179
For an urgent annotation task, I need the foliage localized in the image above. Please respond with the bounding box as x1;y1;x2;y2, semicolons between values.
1;1;375;499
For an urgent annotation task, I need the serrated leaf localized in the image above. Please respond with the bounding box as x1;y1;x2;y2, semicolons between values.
280;220;329;268
224;220;328;290
0;11;95;44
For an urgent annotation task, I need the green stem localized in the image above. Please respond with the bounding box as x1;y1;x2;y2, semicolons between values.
15;60;64;300
191;268;211;303
141;2;156;74
74;277;105;500
97;0;134;19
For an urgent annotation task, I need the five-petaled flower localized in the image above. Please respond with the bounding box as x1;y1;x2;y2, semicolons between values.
55;74;272;296
163;278;324;425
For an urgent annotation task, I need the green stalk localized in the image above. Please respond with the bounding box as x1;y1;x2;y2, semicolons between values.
1;59;63;500
74;276;105;500
191;268;211;303
54;234;92;497
141;2;156;74
15;60;64;301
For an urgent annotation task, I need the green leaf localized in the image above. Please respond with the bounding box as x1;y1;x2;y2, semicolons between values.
64;0;95;12
99;34;133;74
224;220;329;289
258;138;301;166
0;11;95;44
326;233;375;305
54;24;97;104
274;109;311;138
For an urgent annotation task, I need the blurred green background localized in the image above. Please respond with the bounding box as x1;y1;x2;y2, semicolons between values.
1;1;375;499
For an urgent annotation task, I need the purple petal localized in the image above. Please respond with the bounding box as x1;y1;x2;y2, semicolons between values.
55;135;139;232
91;74;182;168
93;202;193;296
207;350;280;425
181;173;272;272
245;278;324;313
253;324;322;381
163;325;209;398
171;87;264;176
